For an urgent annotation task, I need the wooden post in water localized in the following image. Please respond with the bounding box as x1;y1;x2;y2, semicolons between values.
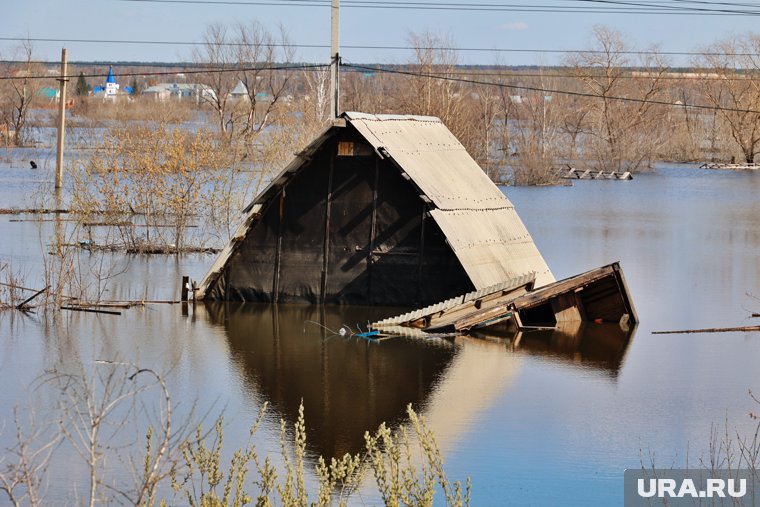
181;276;190;302
55;48;68;190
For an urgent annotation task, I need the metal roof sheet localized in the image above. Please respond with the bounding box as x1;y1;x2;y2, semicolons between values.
344;112;509;210
430;208;554;288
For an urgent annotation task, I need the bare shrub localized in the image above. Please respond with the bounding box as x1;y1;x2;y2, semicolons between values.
70;124;236;252
0;40;46;146
0;407;60;507
71;96;197;125
695;34;760;164
567;25;669;172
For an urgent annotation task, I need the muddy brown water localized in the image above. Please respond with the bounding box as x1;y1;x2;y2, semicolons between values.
2;158;760;505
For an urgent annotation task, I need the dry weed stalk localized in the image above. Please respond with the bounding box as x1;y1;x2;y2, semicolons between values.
0;407;60;507
364;405;470;507
2;354;469;507
71;124;235;252
45;359;184;507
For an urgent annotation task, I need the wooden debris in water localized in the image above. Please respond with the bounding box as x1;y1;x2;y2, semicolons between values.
15;285;49;310
60;306;122;316
0;208;70;215
653;325;760;334
557;167;633;180
373;262;637;336
700;162;760;171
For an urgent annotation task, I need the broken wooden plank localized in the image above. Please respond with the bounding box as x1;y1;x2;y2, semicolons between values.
16;285;49;310
60;306;122;316
372;262;636;335
511;265;615;311
653;325;760;334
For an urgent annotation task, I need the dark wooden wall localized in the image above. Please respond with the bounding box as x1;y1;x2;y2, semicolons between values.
217;126;474;306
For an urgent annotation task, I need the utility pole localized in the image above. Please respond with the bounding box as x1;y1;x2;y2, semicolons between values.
329;0;340;120
55;47;68;189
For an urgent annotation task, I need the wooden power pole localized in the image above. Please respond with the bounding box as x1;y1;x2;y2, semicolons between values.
329;0;340;119
55;48;68;189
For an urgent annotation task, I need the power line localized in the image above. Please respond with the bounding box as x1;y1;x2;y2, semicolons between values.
5;61;759;82
4;36;760;58
342;62;760;114
116;0;760;14
0;63;327;81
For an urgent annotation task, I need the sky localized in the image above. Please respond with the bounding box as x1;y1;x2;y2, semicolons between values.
2;0;760;67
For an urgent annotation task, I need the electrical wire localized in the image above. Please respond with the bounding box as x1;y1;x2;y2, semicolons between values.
342;61;760;114
4;36;760;58
116;0;760;15
0;63;327;81
4;61;759;83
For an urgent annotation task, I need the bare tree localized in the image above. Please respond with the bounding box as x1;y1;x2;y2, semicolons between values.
471;82;501;177
510;73;564;186
0;407;60;507
192;23;237;138
395;31;473;152
567;26;669;172
49;360;178;506
233;21;294;139
0;40;43;146
193;20;295;144
696;34;760;163
302;65;330;123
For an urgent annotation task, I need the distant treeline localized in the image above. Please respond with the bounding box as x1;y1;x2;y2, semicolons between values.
4;24;760;185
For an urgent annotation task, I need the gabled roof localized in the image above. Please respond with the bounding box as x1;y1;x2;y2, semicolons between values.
197;112;554;299
230;80;248;95
343;113;554;288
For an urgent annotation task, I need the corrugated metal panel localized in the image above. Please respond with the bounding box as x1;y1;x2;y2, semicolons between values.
372;272;536;328
345;112;554;289
430;208;555;288
345;112;508;210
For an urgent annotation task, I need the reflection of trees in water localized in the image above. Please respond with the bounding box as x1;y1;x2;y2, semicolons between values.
203;302;457;460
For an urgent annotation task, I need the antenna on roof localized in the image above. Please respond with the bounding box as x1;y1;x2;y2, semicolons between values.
329;0;340;120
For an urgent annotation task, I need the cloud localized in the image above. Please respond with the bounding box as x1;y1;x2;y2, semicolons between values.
501;21;529;31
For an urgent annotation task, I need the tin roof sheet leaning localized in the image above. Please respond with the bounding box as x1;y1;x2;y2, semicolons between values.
345;112;554;289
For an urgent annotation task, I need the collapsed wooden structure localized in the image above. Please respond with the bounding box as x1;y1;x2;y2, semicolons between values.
371;262;637;336
196;112;554;306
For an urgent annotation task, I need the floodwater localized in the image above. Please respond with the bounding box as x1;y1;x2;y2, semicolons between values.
2;156;760;506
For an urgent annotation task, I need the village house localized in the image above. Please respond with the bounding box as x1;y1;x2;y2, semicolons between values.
141;82;216;102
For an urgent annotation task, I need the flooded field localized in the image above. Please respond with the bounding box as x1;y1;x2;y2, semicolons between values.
2;154;760;505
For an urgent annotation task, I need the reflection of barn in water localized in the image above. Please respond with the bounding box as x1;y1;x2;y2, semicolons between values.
200;303;635;459
479;322;636;377
197;112;554;306
202;303;457;459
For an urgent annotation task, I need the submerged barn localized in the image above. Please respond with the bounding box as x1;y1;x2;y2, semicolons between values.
197;112;555;306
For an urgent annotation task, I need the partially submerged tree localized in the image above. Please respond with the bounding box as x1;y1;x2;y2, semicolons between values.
696;34;760;164
509;75;564;186
0;40;43;146
192;21;295;144
567;26;669;172
395;31;474;153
